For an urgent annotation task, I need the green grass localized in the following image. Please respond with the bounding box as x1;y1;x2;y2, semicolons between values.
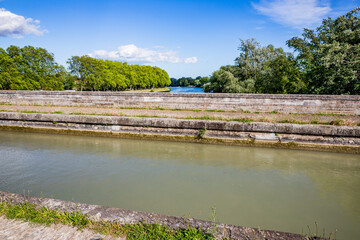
0;201;89;228
185;115;220;121
197;128;207;138
0;201;215;240
135;114;168;118
21;110;42;114
205;109;225;113
329;120;342;126
231;118;252;123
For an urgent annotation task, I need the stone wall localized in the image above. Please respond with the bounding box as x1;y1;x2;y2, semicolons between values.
1;112;359;137
0;112;359;153
1;90;359;114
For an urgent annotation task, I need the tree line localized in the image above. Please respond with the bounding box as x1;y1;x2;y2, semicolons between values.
68;56;170;91
0;47;171;91
170;76;210;87
0;8;358;94
204;8;359;95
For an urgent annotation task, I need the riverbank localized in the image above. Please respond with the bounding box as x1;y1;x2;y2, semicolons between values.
0;91;359;153
0;191;307;240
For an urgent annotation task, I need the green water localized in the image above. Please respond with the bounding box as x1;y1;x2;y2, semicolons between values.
0;131;359;239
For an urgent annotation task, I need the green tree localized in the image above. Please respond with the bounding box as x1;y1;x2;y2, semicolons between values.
287;7;360;94
0;46;66;90
206;39;303;94
67;55;170;91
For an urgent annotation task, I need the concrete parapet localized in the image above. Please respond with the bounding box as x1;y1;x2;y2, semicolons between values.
1;91;359;114
0;112;359;137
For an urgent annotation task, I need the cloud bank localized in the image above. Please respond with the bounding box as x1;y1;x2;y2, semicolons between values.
252;0;331;28
88;44;198;64
0;8;47;38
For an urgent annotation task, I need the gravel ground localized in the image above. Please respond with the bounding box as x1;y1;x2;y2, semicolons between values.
0;216;123;240
0;105;359;126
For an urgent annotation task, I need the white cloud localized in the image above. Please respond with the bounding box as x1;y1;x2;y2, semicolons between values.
88;44;198;64
152;45;165;49
0;8;46;38
252;0;331;28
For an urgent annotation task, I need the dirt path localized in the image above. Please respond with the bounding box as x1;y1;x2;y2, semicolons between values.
0;216;122;240
0;104;359;126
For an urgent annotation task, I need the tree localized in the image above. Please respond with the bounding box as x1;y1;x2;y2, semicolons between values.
67;55;171;91
206;39;303;94
287;7;360;94
0;46;66;90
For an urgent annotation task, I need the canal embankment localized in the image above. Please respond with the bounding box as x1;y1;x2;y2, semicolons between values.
0;91;359;153
0;191;306;240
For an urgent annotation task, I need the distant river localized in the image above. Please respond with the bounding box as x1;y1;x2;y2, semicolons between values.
169;86;204;93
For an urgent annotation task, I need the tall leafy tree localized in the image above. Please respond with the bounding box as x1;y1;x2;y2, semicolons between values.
205;39;303;93
0;46;66;90
67;55;171;91
287;7;360;94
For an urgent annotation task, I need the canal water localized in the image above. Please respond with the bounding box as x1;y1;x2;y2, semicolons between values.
0;131;359;239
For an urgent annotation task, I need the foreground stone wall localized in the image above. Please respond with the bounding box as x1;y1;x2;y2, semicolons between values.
0;191;304;240
1;90;359;114
1;112;359;137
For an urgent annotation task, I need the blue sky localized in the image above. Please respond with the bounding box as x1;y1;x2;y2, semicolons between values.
0;0;358;78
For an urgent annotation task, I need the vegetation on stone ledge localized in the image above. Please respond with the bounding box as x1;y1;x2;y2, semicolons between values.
0;201;215;240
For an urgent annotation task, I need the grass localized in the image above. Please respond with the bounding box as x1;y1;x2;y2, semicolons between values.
185;115;220;121
0;201;89;228
0;201;215;240
302;222;337;240
231;118;252;123
197;128;207;138
205;109;225;113
135;114;168;118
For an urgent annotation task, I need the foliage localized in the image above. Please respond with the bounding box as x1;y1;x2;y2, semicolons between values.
206;8;359;95
0;201;215;239
0;46;68;90
287;7;360;94
124;222;214;240
204;39;304;94
197;128;207;138
171;76;210;87
68;56;171;91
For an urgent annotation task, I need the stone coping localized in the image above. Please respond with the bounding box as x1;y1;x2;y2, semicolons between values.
0;112;359;137
0;90;359;100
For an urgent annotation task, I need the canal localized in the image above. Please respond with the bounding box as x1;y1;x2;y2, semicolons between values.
0;131;359;239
